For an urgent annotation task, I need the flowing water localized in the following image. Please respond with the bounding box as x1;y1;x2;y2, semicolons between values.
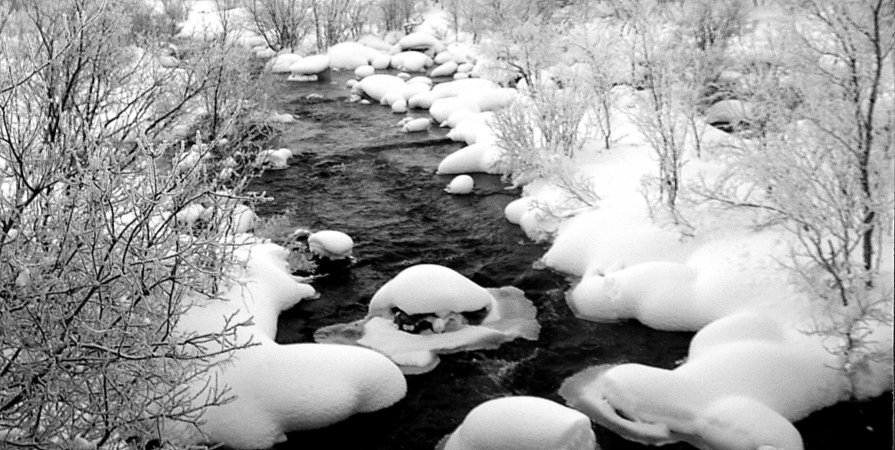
244;72;892;450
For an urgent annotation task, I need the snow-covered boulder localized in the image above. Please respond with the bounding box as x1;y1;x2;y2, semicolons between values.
504;197;538;225
289;54;331;75
169;242;407;449
445;175;474;195
401;118;432;133
391;51;432;72
540;209;690;276
255;148;292;169
445;113;493;145
429;97;481;124
430;61;458;78
327;42;373;69
307;230;354;259
391;98;408;113
436;143;501;175
408;91;439;109
705;99;755;127
358;35;393;52
357;74;406;102
370;52;392;70
559;312;864;450
431;78;497;98
230;204;257;233
397;32;445;54
314;264;539;373
354;64;375;79
266;54;303;73
439;396;597;450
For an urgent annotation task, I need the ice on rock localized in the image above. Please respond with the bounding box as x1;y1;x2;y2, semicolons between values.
357;74;406;102
436;143;501;175
289;54;331;75
169;241;407;449
327;42;373;69
445;175;474;194
439;396;597;450
559;312;866;450
315;265;539;373
308;230;354;259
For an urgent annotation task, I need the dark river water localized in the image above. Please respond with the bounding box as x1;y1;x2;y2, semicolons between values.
244;72;893;450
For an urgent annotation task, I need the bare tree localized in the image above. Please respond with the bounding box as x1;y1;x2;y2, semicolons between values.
0;0;263;446
246;0;312;51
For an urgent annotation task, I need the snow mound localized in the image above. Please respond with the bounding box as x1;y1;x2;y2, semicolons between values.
308;230;354;259
327;42;373;69
541;209;690;276
430;61;458;78
559;312;867;450
439;396;596;450
170;241;407;449
401;118;432;133
357;74;406;102
255;148;292;169
436;143;502;175
354;64;375;79
391;51;432;72
370;52;392;70
705;99;754;126
267;53;303;73
431;78;497;98
397;32;445;54
368;264;492;315
429;97;481;125
445;175;474;194
289;54;330;75
315;266;539;373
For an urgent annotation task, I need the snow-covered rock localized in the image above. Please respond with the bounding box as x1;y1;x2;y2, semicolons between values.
354;64;375;79
170;242;407;449
431;78;497;98
267;53;304;73
401;118;431;133
705;99;755;126
408;91;439;109
540;209;690;276
440;396;597;450
429;97;481;124
314;265;539;373
368;265;491;316
397;32;445;54
391;98;408;113
559;312;860;450
430;61;458;78
289;54;331;75
370;52;392;70
255;148;292;169
504;197;538;225
357;74;406;102
327;42;373;69
436;143;502;175
308;230;354;259
391;51;432;72
445;175;474;195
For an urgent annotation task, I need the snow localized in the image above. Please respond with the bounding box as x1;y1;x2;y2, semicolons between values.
429;97;481;124
315;286;539;374
370;52;392;70
440;396;597;450
704;99;755;125
408;91;439;109
354;64;375;79
391;98;408;113
169;241;406;448
289;54;331;75
445;175;474;194
430;61;458;78
255;148;292;169
540;209;691;276
397;32;445;54
327;42;374;69
391;51;433;72
401;118;431;133
436;143;502;175
308;230;354;259
357;74;406;102
368;264;492;316
431;78;497;98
